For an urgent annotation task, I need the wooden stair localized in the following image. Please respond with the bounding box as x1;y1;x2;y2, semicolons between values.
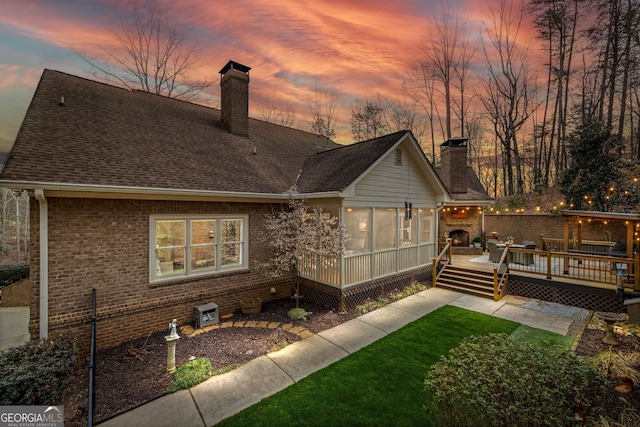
436;266;495;299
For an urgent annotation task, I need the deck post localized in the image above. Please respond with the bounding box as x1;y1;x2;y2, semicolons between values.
432;257;437;288
635;253;640;291
546;246;552;279
563;220;570;274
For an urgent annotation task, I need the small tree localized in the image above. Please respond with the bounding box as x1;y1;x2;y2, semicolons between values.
259;199;345;308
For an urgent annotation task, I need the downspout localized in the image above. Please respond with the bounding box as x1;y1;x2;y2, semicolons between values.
35;189;48;339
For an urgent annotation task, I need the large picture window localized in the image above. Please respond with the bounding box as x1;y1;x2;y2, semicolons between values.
151;215;247;281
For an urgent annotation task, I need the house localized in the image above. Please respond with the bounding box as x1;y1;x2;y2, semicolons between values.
0;61;453;350
434;138;493;252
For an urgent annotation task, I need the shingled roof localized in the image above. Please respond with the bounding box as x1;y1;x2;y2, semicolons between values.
1;70;342;195
434;166;492;202
296;131;407;193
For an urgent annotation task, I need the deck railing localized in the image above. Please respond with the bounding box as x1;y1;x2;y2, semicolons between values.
538;236;616;253
493;247;509;300
507;246;639;290
432;240;452;287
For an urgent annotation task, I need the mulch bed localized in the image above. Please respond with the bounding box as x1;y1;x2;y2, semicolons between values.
60;298;359;426
59;300;640;426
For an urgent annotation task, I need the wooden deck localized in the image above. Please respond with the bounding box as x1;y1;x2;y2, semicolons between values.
449;253;621;292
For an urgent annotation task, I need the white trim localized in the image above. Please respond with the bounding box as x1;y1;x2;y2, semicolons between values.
149;214;249;283
0;180;342;201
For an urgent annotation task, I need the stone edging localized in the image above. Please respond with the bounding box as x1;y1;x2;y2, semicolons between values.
180;320;314;340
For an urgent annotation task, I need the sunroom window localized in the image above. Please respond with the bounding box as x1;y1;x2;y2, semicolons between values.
151;215;247;282
344;208;371;254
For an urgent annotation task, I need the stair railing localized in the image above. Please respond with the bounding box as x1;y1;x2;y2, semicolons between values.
493;245;509;300
432;238;452;287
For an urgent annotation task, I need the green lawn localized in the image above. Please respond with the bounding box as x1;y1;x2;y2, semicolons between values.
216;305;570;426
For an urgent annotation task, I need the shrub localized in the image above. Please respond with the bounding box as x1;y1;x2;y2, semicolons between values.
355;296;388;314
389;282;427;300
168;357;212;392
0;263;29;289
424;333;607;427
0;333;78;405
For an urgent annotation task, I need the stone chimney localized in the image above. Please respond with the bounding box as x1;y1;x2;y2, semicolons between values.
219;60;251;136
440;137;468;193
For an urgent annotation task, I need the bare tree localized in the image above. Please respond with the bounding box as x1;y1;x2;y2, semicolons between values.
405;4;478;163
480;0;538;196
350;100;389;142
379;95;428;143
260;102;299;128
0;188;29;263
74;0;211;100
404;61;445;163
308;84;337;140
429;4;460;140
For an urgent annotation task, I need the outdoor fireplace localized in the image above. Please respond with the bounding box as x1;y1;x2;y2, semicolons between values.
449;230;469;246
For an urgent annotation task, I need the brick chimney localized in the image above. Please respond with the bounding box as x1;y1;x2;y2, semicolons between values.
219;60;251;136
440;137;468;193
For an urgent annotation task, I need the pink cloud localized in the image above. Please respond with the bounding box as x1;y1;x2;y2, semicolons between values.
0;0;550;144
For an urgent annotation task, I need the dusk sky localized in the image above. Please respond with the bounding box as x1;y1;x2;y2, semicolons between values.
0;0;534;152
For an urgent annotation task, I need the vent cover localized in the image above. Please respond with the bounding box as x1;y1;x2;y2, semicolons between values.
394;148;403;165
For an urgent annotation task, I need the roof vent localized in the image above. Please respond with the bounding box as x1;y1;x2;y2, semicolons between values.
58;96;65;107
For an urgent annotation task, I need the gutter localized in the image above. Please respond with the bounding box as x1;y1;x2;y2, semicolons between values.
35;189;48;339
0;180;342;201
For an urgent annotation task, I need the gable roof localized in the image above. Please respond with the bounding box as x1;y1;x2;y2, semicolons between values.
296;131;406;193
0;70;340;196
297;130;450;203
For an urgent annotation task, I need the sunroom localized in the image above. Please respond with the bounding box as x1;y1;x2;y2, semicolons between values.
299;205;438;288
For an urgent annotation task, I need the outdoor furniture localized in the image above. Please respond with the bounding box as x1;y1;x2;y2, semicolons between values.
488;241;504;263
511;243;536;265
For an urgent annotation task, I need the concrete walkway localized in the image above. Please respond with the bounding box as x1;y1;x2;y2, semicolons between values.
98;288;589;427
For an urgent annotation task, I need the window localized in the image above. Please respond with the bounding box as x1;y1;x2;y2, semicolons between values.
374;208;397;250
419;209;433;243
344;208;371;254
151;215;248;281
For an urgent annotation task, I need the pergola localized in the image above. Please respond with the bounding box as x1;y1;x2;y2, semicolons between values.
560;210;640;258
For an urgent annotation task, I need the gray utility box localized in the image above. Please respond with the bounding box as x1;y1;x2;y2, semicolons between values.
194;302;219;329
624;297;640;324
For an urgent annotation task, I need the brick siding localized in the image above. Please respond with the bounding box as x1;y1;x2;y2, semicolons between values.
28;197;293;351
485;214;628;244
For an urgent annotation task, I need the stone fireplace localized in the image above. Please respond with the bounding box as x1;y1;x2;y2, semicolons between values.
449;229;469;247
